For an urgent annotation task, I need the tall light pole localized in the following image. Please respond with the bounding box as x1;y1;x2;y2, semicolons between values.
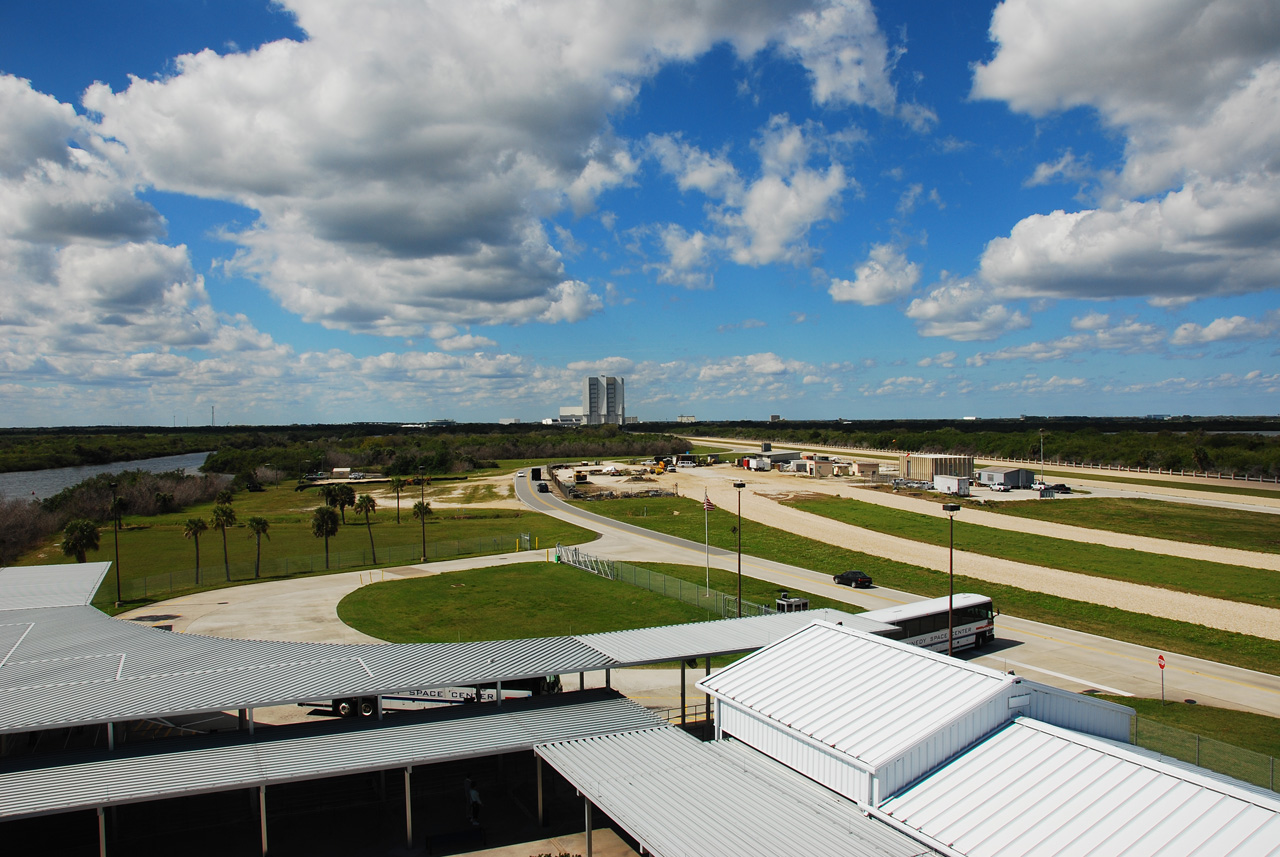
942;503;960;656
733;481;746;617
110;482;121;606
418;465;426;562
1039;428;1044;479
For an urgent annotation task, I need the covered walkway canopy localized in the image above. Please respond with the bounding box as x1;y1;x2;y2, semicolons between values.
536;725;937;857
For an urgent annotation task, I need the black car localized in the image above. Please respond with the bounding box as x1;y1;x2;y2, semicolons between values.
536;482;550;493
833;569;873;588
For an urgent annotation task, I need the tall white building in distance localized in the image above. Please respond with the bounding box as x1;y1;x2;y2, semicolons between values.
583;375;624;425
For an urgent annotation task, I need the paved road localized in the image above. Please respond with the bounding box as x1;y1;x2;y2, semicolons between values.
517;471;1280;716
121;470;1280;718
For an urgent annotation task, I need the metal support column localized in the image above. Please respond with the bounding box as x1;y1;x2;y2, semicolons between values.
247;706;255;736
107;722;115;751
258;786;268;857
605;669;611;690
404;767;414;850
497;681;503;707
97;806;106;857
578;671;584;691
584;798;593;857
680;661;687;725
536;755;546;827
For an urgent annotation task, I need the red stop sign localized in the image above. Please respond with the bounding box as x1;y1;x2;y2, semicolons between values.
1158;654;1165;670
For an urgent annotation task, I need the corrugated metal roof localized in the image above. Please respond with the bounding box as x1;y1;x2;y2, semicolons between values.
537;727;936;857
0;597;844;733
879;717;1280;857
697;621;1014;768
0;563;109;610
0;689;661;820
579;607;890;664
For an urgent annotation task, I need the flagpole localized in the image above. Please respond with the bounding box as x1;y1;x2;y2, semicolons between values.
704;491;710;596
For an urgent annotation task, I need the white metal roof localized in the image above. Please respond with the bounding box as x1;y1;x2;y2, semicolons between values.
879;717;1280;857
0;563;109;610
536;726;937;857
698;620;1014;769
0;689;661;820
0;573;867;733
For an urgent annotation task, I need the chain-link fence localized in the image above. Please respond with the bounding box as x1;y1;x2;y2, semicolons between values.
119;534;533;601
1133;716;1278;792
555;543;775;619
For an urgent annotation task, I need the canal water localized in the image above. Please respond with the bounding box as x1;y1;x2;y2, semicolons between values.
0;452;212;501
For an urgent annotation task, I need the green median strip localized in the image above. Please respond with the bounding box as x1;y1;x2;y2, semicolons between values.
784;495;1280;609
574;495;1280;676
979;496;1280;555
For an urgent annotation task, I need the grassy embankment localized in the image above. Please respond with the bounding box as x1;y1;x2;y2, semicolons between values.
979;496;1280;554
338;562;715;642
783;495;1280;609
574;495;1280;676
19;482;598;609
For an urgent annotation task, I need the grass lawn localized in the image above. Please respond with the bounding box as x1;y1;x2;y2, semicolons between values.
20;483;599;607
1100;696;1280;759
782;495;1280;609
981;497;1280;554
641;562;855;612
576;495;1280;675
337;562;718;642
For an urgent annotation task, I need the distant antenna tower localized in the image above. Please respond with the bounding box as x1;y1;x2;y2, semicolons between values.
211;405;215;426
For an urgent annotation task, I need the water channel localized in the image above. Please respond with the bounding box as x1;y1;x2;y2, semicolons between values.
0;452;212;501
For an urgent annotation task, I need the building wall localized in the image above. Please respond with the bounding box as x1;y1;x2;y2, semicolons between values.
976;467;1034;487
900;454;975;480
582;375;625;425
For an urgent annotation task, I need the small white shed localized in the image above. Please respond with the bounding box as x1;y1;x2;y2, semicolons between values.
934;474;971;496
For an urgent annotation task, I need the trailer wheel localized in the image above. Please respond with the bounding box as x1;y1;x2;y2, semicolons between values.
359;698;375;717
335;698;357;717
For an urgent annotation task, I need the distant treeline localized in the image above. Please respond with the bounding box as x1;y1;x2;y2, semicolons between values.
204;423;688;478
654;417;1280;477
0;423;689;478
0;469;229;566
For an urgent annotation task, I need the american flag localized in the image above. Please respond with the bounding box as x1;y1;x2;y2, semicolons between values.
703;492;715;511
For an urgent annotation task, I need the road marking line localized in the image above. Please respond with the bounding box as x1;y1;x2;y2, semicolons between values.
996;659;1132;696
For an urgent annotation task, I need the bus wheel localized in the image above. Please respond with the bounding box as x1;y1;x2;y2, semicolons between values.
359;698;375;717
335;698;356;717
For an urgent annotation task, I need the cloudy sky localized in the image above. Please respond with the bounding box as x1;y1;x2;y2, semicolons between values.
1;0;1277;426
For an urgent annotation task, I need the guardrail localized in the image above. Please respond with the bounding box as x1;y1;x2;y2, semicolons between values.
555;544;775;619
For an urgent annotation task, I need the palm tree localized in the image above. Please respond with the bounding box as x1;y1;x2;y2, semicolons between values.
212;504;237;581
216;488;234;506
354;494;377;564
184;518;208;584
388;477;405;524
412;500;431;562
311;505;340;569
319;484;339;509
336;484;355;523
246;517;270;579
60;519;100;563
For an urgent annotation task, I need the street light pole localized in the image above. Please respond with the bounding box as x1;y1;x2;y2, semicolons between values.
733;481;745;617
110;482;121;606
942;503;960;657
1039;428;1044;479
418;465;426;562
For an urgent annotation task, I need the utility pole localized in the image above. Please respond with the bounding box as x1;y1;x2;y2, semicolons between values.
733;481;746;617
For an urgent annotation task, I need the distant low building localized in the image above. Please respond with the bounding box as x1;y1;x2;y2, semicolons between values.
899;453;974;481
676;415;697;423
976;466;1035;488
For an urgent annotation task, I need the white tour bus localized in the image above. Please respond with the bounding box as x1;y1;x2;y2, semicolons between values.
860;593;996;652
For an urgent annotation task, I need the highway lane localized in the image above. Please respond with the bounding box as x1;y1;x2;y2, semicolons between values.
515;469;1280;716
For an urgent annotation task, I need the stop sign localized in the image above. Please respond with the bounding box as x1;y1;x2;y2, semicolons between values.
1158;654;1165;670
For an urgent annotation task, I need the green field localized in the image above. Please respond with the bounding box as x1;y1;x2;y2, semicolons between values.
337;562;716;642
981;497;1280;554
20;483;599;607
781;495;1280;608
575;495;1280;675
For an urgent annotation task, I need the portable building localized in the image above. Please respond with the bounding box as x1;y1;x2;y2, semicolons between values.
976;466;1034;488
934;474;971;496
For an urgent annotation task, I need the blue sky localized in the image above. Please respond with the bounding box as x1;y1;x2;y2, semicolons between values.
1;0;1277;426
